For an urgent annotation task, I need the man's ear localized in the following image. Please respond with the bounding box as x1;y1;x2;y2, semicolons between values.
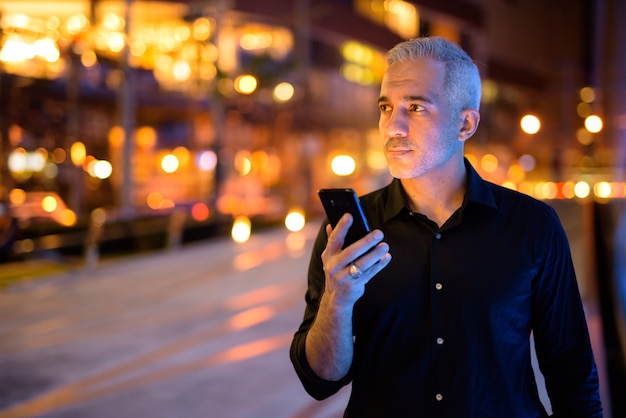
458;109;480;142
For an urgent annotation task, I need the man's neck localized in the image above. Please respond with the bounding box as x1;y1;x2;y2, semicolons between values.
400;160;467;228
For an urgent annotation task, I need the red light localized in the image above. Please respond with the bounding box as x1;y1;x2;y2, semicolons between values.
191;202;210;221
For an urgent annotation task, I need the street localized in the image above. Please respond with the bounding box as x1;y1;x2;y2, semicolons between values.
0;201;616;417
0;223;349;418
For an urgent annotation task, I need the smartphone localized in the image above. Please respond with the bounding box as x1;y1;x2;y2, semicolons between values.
318;188;370;247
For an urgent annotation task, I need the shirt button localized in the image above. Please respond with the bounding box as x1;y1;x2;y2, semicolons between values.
436;337;444;345
434;232;442;239
435;393;443;401
435;283;443;290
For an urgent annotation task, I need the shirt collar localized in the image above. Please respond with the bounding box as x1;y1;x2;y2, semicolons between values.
382;157;498;222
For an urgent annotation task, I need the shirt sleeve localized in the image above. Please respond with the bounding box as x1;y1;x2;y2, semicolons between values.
289;222;353;400
531;206;603;417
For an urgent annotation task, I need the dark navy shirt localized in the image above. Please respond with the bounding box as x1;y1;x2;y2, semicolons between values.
290;160;602;417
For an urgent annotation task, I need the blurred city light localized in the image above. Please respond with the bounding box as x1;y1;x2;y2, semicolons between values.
331;155;356;176
518;154;536;172
273;82;295;102
0;0;624;268
507;164;525;183
580;86;596;103
234;74;258;94
561;181;576;199
161;154;180;173
340;41;385;86
9;188;26;205
147;192;164;209
520;114;541;134
584;115;603;133
480;154;498;173
577;102;592;118
197;150;218;171
59;209;77;227
91;207;107;227
574;181;591;198
41;195;58;212
90;160;113;179
71;142;87;166
232;216;252;243
191;202;210;221
577;127;594;145
285;209;305;232
594;181;612;199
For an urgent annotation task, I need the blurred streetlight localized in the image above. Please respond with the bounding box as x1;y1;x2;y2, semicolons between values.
285;209;305;232
273;82;295;102
331;155;356;176
234;74;258;94
584;115;603;133
231;215;251;243
520;114;541;134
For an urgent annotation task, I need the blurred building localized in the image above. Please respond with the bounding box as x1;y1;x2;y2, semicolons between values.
0;0;624;243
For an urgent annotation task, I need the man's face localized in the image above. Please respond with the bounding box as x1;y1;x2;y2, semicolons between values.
378;58;465;180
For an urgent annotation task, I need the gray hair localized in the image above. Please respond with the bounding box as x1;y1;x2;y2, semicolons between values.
387;36;481;112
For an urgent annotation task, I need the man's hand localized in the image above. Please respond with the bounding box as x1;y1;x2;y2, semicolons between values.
321;213;392;306
305;213;391;381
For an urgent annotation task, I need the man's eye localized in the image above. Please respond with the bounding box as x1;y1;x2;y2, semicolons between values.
379;104;390;112
409;104;424;112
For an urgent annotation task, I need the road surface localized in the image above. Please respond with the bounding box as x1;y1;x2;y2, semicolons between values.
0;223;350;418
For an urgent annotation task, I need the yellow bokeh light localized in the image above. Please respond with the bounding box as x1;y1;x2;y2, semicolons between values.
172;60;191;81
584;115;603;133
70;142;86;166
574;181;591;198
93;160;113;179
580;86;595;103
136;126;156;149
9;188;26;205
42;195;58;213
541;182;558;199
331;155;356;176
59;209;77;227
161;154;179;173
507;164;525;183
234;74;258;94
480;154;498;173
108;126;125;149
576;102;592;118
193;18;214;41
576;128;594;145
147;192;164;209
273;82;294;102
285;209;306;232
234;151;253;175
520;114;541;134
594;181;612;198
232;215;252;243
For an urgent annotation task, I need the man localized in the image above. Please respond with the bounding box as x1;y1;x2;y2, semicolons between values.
290;36;603;417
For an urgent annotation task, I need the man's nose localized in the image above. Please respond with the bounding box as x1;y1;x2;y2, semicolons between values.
383;110;408;137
